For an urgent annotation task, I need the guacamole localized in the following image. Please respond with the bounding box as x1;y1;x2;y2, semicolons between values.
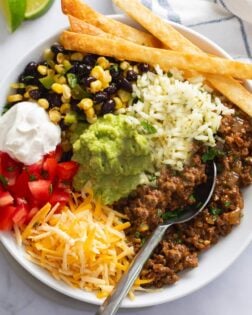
72;114;152;204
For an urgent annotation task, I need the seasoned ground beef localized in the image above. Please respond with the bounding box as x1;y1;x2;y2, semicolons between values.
115;109;252;288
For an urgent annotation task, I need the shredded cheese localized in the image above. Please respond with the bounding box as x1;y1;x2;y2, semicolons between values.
19;193;150;298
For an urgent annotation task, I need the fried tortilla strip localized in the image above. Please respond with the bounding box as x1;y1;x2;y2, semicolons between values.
113;0;252;117
61;0;162;47
60;31;252;80
68;15;107;36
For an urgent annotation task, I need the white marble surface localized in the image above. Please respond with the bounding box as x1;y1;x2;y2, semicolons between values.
0;0;252;314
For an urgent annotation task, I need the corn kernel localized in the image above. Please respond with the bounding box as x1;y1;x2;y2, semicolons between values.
133;65;139;74
10;83;25;89
52;83;63;94
55;64;65;74
49;109;61;124
43;48;54;61
85;107;95;118
24;92;30;99
37;98;49;109
90;80;102;93
56;53;65;64
7;94;23;103
117;89;131;103
47;69;55;77
26;85;37;92
37;65;48;76
78;98;93;110
87;116;97;124
70;52;83;61
113;97;123;110
120;61;130;70
60;103;71;114
62;84;71;100
54;74;66;84
103;70;112;84
91;66;104;80
97;57;110;69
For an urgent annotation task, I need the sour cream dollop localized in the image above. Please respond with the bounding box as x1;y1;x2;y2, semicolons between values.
0;102;61;165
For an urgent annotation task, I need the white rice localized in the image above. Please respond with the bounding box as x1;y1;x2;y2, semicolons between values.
126;66;234;170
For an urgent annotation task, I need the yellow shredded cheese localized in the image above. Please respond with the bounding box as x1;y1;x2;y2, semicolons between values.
20;193;139;297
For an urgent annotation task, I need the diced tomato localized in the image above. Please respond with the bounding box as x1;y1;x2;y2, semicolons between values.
25;160;43;181
49;189;70;206
11;171;30;199
43;157;57;180
0;191;14;207
57;161;79;181
12;203;29;226
0;205;16;230
28;180;52;205
0;152;21;186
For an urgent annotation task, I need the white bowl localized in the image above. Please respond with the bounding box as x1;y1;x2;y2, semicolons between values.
0;15;252;308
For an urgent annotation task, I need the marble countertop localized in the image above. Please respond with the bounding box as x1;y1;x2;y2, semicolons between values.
0;1;252;314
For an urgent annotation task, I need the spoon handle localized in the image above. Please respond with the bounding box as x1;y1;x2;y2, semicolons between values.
95;223;172;315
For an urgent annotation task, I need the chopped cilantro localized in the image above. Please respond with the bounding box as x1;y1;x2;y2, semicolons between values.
210;207;222;217
224;201;231;207
7;166;16;172
202;147;224;163
167;71;173;78
67;73;78;88
29;174;37;181
135;231;141;238
162;209;184;221
109;64;119;72
147;173;157;182
141;237;146;245
0;174;8;187
140;121;157;134
189;194;196;202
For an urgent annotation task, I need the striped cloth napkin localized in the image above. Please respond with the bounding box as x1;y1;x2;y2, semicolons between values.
114;0;252;61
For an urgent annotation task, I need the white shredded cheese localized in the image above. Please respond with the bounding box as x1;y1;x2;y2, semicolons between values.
127;66;234;170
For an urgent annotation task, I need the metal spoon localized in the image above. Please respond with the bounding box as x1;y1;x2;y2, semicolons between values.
96;161;217;315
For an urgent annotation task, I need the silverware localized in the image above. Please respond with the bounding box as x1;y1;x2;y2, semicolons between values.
96;161;217;315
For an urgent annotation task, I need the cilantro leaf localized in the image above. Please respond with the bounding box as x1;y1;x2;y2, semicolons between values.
202;147;224;163
141;121;157;134
0;174;8;187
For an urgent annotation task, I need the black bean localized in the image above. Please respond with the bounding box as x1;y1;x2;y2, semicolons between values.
78;64;92;77
104;83;117;96
110;66;121;81
51;44;64;55
94;91;109;104
29;89;41;100
83;54;97;66
101;99;115;114
46;93;62;107
138;63;150;73
81;76;96;87
18;74;38;85
118;77;133;93
24;62;38;75
126;70;138;81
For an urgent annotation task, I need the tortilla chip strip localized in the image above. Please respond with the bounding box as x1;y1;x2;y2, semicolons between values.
113;0;252;117
60;31;252;80
61;0;162;48
68;15;107;36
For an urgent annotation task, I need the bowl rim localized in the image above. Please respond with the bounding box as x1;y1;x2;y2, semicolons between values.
0;14;252;308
